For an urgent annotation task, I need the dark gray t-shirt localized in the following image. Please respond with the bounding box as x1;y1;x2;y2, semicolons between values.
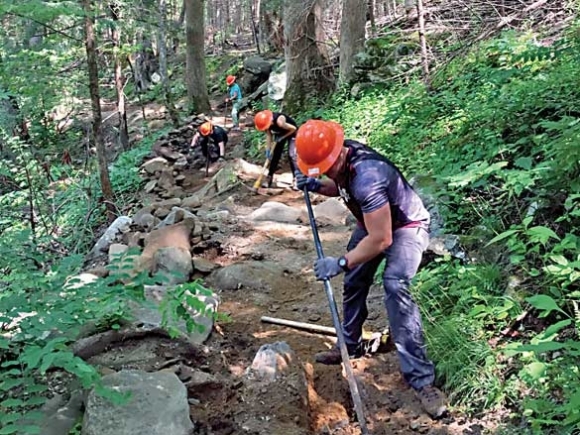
337;140;430;231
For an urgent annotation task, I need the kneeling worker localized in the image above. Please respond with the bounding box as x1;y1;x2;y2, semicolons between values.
190;121;227;163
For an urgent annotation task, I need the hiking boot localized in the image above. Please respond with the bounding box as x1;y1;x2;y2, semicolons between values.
314;345;363;365
415;385;448;419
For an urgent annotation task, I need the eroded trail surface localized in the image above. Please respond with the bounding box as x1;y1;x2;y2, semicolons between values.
126;125;494;435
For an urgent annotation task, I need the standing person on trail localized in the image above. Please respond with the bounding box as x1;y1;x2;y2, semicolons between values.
225;75;242;131
294;119;448;419
254;109;298;189
190;121;227;164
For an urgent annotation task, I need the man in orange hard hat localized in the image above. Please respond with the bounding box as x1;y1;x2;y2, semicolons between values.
190;121;227;165
225;75;242;131
254;109;298;188
294;119;447;419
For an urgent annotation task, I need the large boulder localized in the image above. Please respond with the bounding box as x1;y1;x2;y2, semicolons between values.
90;216;132;257
240;55;272;94
268;62;287;101
206;260;294;292
135;222;193;280
245;201;302;224
130;285;220;345
82;370;193;435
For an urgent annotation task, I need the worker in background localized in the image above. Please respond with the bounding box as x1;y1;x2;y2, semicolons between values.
225;75;242;131
254;109;298;188
190;121;227;164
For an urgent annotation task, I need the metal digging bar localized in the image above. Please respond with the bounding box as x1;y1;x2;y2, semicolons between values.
302;187;370;435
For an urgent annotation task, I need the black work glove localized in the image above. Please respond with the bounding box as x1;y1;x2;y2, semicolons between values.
314;257;344;281
295;172;321;192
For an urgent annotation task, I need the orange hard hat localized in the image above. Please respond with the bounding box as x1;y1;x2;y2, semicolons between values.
199;122;213;136
254;110;273;131
226;75;236;85
296;120;345;177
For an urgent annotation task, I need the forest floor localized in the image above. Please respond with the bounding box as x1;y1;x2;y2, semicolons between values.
108;102;502;435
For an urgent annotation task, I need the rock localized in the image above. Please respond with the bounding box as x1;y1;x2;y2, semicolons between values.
233;158;263;177
247;342;294;382
427;234;467;260
154;207;171;219
144;180;157;193
108;243;129;263
313;198;348;225
157;146;183;161
175;174;186;185
268;62;287;101
177;365;220;388
245;201;302;224
173;157;188;171
90;216;132;256
192;257;219;273
137;223;192;277
153;247;193;285
164;186;185;198
195;165;239;198
64;273;99;290
182;195;201;209
157;198;182;208
141;157;169;174
134;212;157;230
23;391;84;435
244;55;272;77
155;207;198;231
82;370;193;435
158;169;175;190
123;231;144;248
131;285;220;345
85;266;109;278
207;261;292;292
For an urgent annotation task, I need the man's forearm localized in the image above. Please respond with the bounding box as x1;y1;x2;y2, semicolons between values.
345;234;390;268
317;179;338;196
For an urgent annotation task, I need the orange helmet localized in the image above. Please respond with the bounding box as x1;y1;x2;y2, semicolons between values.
226;75;236;85
296;120;345;177
199;122;213;136
254;110;273;131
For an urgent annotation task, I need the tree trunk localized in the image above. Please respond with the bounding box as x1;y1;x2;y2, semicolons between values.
82;0;115;220
416;0;429;82
368;0;376;37
339;0;367;84
283;0;334;113
185;0;211;113
158;0;180;126
109;2;129;150
251;0;260;54
405;0;414;20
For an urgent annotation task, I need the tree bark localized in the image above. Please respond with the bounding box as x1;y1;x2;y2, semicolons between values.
82;0;115;220
339;0;367;84
283;0;334;113
368;0;376;37
109;2;129;150
158;0;180;126
185;0;210;113
416;0;429;82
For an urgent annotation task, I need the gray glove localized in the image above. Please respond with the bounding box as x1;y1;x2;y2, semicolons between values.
295;172;321;192
314;257;344;281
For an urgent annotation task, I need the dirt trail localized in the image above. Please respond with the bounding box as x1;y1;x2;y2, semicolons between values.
139;121;494;435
